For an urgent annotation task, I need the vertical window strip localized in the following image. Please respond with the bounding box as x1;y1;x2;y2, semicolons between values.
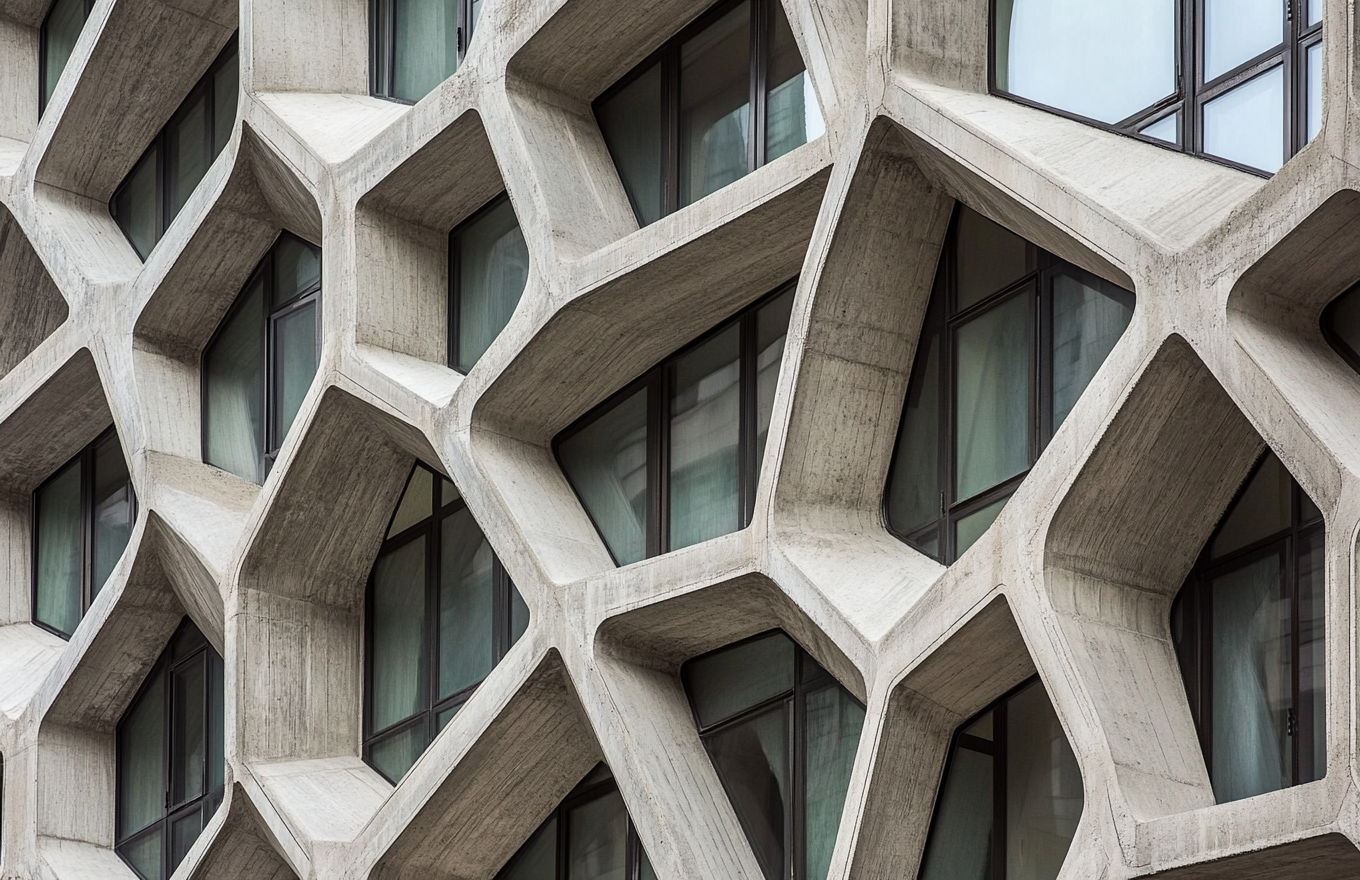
448;192;530;374
370;0;477;103
37;0;95;116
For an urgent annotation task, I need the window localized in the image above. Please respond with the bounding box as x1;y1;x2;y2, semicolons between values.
449;192;529;373
32;427;136;639
371;0;482;102
364;463;529;783
681;631;864;880
110;37;239;260
593;0;824;226
992;0;1322;175
1322;282;1360;374
917;678;1083;880
116;618;225;880
555;283;795;566
884;206;1134;563
497;764;655;880
38;0;93;115
1171;451;1325;803
202;232;321;484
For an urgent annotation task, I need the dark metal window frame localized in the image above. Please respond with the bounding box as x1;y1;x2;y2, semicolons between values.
36;0;96;117
114;617;225;880
109;34;239;260
988;0;1322;177
448;190;518;373
591;0;795;222
552;279;796;564
1320;283;1360;375
1171;450;1326;790
30;424;137;640
883;206;1134;563
369;0;477;103
199;230;323;480
362;461;521;784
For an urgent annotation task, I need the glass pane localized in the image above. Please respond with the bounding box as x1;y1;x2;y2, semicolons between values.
1327;285;1360;363
755;288;795;476
963;710;993;741
470;0;483;28
1006;683;1083;880
273;300;319;447
205;277;264;483
1307;42;1322;144
171;654;207;806
435;702;461;734
113;146;160;260
208;654;224;792
956;208;1031;311
1209;553;1290;802
388;467;434;538
272;237;321;305
1210;453;1292;559
41;0;87;110
886;298;941;534
567;789;628;880
441;476;461;506
1298;532;1326;784
510;581;530;643
596;62;663;226
669;324;741;551
439;507;495;697
213;51;240;155
705;704;789;880
1051;274;1133;431
170;808;205;873
954;494;1009;558
918;747;992;880
679;2;751;208
92;433;135;594
1139;113;1178;143
994;0;1175;124
640;851;657;880
35;458;83;637
765;2;824;162
683;631;795;729
1203;65;1285;174
371;538;426;732
369;722;427;783
1204;0;1283;81
805;685;865;880
391;0;458;101
167;91;210;222
954;295;1031;500
558;387;649;566
119;827;163;880
502;816;558;880
455;197;530;372
1309;0;1322;25
119;666;165;836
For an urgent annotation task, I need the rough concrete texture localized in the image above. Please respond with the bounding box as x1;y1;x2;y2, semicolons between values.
0;0;1357;878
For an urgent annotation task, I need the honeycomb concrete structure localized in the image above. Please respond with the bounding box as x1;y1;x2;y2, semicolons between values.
2;0;1360;878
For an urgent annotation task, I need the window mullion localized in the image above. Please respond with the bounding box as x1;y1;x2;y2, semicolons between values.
426;515;439;738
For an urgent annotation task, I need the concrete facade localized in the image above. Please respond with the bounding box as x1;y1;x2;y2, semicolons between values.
0;0;1358;878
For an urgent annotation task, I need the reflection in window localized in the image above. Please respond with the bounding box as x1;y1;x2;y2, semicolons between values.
450;192;529;372
371;0;482;102
364;463;529;783
1171;451;1325;803
993;0;1321;175
110;38;238;259
885;205;1134;563
38;0;93;115
555;283;795;565
681;631;864;880
32;427;136;639
593;0;824;226
918;679;1083;880
203;233;321;484
1322;282;1360;375
116;619;225;880
497;764;655;880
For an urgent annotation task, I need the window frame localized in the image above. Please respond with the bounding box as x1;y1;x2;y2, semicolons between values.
30;425;137;640
369;0;478;103
361;461;523;784
1319;283;1360;375
37;0;96;116
987;0;1322;176
448;190;525;373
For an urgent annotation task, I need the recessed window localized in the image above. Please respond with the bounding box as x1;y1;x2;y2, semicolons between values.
364;463;529;783
110;37;239;260
1171;451;1325;803
885;205;1134;563
38;0;93;115
1322;282;1360;374
917;678;1083;880
555;283;795;566
992;0;1321;174
371;0;482;102
202;232;321;484
681;631;864;880
116;618;225;880
449;192;529;373
593;0;824;226
496;764;655;880
32;427;136;639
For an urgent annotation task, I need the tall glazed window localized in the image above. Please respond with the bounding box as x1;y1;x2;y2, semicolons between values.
38;0;93;115
449;192;529;373
371;0;482;102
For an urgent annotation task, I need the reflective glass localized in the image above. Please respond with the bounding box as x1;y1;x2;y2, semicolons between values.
371;538;426;731
705;704;789;880
166;92;209;221
272;237;321;305
1203;65;1285;174
684;632;795;728
435;702;460;734
502;816;558;880
1327;285;1360;363
41;0;87;111
391;0;458;101
567;789;629;880
273;300;318;446
439;507;495;698
597;63;664;226
1298;532;1326;784
558;387;649;565
679;3;751;207
92;432;134;594
470;0;483;28
1204;0;1282;81
114;146;160;260
204;277;264;483
954;294;1030;500
120;666;166;835
918;746;992;880
120;828;162;880
954;495;1009;558
208;655;224;792
171;654;207;805
1307;42;1323;143
370;722;427;783
886;299;940;534
766;2;824;162
1309;0;1322;25
455;197;530;372
956;208;1031;310
1139;113;1178;143
1051;274;1133;431
388;467;434;538
994;0;1175;124
1210;453;1292;559
170;809;204;874
1006;683;1083;880
755;289;795;474
805;684;865;880
34;459;82;637
510;582;530;643
669;324;741;551
213;56;239;154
